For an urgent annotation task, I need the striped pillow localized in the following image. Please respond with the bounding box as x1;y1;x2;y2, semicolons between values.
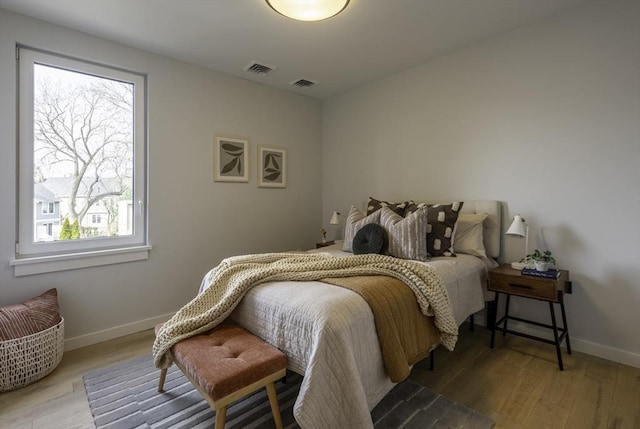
380;206;429;262
0;289;61;341
342;206;382;252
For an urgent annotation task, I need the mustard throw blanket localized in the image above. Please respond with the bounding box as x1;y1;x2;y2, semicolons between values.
321;275;441;383
153;252;458;369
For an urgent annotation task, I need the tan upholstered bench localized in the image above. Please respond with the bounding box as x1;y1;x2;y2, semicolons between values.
156;321;287;429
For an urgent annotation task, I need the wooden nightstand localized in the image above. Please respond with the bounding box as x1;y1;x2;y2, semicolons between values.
488;264;572;370
316;240;335;249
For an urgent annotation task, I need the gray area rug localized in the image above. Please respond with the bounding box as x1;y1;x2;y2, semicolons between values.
83;354;494;428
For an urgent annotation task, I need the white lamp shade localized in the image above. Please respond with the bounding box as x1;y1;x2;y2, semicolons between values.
506;215;527;238
330;211;340;225
266;0;349;21
506;214;529;269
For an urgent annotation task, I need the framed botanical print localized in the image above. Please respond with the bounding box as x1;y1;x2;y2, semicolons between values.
257;146;286;188
214;136;249;182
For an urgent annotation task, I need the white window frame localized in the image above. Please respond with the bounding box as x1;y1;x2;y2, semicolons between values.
42;202;54;214
11;47;150;276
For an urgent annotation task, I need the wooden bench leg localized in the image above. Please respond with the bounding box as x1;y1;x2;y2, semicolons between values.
157;324;287;428
215;405;227;429
266;382;283;429
158;368;167;392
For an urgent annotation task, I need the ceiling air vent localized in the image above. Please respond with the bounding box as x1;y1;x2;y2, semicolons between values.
243;61;277;75
290;78;318;88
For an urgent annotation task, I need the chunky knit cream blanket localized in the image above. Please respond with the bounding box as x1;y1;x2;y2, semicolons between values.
153;252;458;369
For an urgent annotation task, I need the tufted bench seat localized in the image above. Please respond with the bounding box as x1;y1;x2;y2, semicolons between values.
156;321;287;429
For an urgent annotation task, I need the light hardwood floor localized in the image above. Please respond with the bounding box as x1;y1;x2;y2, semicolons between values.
1;326;638;429
412;328;640;429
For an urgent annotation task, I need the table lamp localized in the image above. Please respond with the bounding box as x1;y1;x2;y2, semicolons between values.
506;214;528;270
330;211;341;225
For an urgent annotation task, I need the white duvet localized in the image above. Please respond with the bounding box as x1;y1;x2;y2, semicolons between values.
201;245;492;428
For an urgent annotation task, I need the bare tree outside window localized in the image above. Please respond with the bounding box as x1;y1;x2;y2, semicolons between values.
15;48;147;274
33;64;134;241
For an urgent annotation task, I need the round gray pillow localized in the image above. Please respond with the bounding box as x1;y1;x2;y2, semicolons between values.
353;223;387;255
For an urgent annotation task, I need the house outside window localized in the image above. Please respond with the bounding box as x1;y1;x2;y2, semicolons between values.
12;47;149;275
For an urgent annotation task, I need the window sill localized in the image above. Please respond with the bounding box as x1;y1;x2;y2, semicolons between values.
10;245;152;277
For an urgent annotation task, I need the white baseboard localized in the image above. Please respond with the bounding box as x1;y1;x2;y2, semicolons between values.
63;312;175;351
492;319;640;369
566;336;640;368
65;311;640;369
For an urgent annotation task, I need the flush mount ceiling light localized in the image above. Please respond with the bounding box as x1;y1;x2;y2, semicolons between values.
266;0;350;22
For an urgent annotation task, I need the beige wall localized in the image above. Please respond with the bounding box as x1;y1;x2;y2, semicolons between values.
0;10;323;347
322;2;639;366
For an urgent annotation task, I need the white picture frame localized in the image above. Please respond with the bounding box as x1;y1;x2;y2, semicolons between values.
257;146;286;188
214;136;249;182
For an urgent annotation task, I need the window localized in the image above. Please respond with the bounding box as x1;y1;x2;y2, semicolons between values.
12;47;149;275
41;202;54;214
35;222;54;239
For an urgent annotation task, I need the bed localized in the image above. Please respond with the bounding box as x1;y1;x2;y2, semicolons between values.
155;200;501;429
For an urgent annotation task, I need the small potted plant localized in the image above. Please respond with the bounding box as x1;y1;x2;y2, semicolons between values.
522;249;556;271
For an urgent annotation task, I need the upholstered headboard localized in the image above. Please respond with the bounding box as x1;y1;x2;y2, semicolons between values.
411;200;501;259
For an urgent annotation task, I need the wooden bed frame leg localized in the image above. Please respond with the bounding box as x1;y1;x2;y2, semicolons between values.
469;314;475;331
429;349;435;371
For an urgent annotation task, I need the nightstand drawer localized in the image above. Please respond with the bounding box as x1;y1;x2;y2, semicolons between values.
489;272;557;300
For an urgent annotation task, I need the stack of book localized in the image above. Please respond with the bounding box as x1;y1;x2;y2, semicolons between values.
521;267;560;279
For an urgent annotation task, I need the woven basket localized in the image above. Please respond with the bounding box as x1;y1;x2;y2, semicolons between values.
0;317;64;392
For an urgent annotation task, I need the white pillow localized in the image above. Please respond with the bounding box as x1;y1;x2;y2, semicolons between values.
453;213;489;258
379;206;428;262
342;206;382;252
